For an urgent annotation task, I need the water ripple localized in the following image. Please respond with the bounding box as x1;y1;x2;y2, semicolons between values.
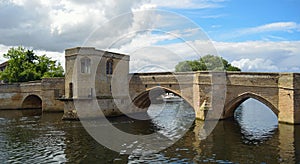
0;101;298;163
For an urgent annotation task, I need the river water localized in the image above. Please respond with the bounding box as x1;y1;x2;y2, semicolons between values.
0;99;300;163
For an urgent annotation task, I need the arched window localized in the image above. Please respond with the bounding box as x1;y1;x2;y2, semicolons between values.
106;59;113;75
81;57;91;74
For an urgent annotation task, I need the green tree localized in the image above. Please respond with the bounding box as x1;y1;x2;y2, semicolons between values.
36;55;64;78
175;61;191;72
175;54;241;72
175;60;207;72
0;46;64;83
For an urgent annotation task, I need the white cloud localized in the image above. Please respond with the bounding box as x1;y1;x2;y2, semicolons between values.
240;22;300;34
0;0;147;51
8;0;26;6
154;40;300;72
219;22;300;40
2;39;300;73
149;0;225;9
35;50;65;68
0;44;10;64
128;47;182;73
231;58;279;72
215;41;299;59
0;1;299;73
107;30;208;72
214;41;300;72
115;39;300;73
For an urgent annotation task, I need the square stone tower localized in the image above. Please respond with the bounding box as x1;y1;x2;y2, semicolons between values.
63;47;130;119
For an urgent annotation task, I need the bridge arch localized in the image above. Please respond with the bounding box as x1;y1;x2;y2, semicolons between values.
22;94;42;109
223;92;279;119
132;86;193;110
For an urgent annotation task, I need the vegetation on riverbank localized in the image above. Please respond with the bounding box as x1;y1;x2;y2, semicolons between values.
0;46;64;83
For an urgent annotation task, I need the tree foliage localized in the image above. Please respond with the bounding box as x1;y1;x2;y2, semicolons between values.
0;47;64;83
175;55;241;72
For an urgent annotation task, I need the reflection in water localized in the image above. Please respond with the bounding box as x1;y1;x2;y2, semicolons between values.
0;101;299;163
0;112;66;163
0;109;42;119
147;102;195;141
234;98;278;144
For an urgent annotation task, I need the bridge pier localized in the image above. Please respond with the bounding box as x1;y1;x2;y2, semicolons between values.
278;73;300;124
194;72;227;121
278;124;300;162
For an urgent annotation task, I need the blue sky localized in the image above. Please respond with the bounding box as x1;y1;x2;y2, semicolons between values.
169;0;300;42
0;0;299;72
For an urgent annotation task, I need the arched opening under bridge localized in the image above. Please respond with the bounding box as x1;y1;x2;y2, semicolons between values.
132;86;193;110
22;95;42;109
224;92;279;119
129;86;195;139
225;93;278;144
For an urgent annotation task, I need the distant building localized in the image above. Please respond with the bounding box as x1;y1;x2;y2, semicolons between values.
0;61;8;72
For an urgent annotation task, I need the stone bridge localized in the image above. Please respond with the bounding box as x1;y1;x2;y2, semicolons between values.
0;78;65;112
63;47;300;124
2;47;299;124
129;72;300;124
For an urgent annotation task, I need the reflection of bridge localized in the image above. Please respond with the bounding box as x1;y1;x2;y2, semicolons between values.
191;120;300;163
62;47;300;124
0;78;64;112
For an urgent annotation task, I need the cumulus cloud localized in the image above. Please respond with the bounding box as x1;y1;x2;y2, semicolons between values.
0;1;299;73
1;0;224;52
215;41;300;72
231;58;279;72
146;40;300;73
0;0;214;71
215;41;298;60
0;0;147;51
0;0;227;45
0;0;153;69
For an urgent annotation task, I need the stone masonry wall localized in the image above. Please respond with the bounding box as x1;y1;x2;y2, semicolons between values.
294;74;300;124
0;83;22;109
0;78;64;112
41;77;65;112
223;72;280;118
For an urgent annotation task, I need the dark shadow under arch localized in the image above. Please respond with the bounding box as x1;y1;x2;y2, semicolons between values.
22;95;42;109
223;92;279;119
132;86;192;110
